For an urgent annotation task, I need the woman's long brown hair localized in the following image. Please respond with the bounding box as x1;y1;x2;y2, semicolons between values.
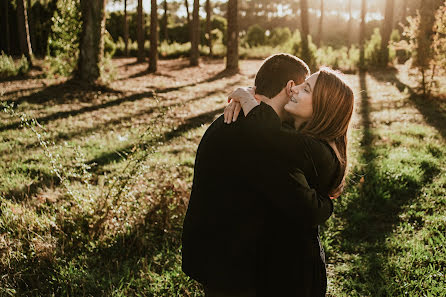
299;68;354;198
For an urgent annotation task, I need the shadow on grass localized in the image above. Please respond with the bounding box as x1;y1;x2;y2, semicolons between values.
88;106;224;168
0;90;154;132
9;197;199;296
331;71;439;295
369;70;446;140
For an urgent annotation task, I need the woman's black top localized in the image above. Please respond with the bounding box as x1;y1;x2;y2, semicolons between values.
243;102;340;297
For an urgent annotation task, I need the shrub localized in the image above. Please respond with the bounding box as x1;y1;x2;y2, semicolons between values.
268;27;292;47
245;25;266;47
46;0;81;77
0;53;29;78
104;31;117;58
364;28;381;67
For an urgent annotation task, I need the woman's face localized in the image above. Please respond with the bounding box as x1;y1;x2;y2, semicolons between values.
284;72;319;120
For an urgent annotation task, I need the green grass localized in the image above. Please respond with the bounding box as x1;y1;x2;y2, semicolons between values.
1;59;446;296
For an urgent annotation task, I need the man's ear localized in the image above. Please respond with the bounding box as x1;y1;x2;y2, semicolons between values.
286;80;295;97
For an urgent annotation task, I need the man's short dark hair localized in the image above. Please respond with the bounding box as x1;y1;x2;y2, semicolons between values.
255;53;310;99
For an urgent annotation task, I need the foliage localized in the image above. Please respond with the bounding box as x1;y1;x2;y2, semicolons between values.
0;52;29;78
364;28;382;67
268;27;292;47
315;45;359;73
399;2;446;96
245;25;266;47
104;31;117;58
45;0;81;77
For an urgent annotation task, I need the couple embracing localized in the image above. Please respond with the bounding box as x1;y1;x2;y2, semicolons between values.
182;53;354;297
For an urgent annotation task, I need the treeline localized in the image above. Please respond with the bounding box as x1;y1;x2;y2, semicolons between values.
0;0;445;93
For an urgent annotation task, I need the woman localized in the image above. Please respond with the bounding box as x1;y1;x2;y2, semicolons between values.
225;67;354;296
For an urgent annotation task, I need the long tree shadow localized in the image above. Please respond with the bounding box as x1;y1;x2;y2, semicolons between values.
369;70;446;140
0;91;154;132
88;107;224;169
332;71;438;295
4;79;122;106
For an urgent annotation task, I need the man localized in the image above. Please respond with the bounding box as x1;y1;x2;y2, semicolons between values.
182;54;332;296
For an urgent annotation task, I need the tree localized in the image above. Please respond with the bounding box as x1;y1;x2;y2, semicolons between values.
137;0;145;62
206;0;212;57
226;0;238;72
316;0;324;47
347;0;352;46
185;0;191;23
77;0;107;83
359;0;366;69
124;0;129;56
16;0;33;65
300;0;311;65
1;0;10;54
148;0;158;72
162;0;168;42
379;0;395;67
190;0;200;66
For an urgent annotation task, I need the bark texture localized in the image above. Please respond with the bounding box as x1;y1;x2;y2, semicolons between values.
300;0;311;66
226;0;239;72
16;0;33;64
190;0;200;66
137;0;145;62
380;0;395;66
206;0;212;57
148;0;158;72
124;0;129;56
78;0;106;83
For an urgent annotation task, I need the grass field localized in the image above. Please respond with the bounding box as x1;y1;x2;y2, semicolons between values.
1;58;445;296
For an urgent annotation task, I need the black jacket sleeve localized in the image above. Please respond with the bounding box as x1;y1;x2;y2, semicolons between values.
241;102;334;226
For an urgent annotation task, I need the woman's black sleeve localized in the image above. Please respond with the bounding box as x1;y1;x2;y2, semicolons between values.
241;102;334;226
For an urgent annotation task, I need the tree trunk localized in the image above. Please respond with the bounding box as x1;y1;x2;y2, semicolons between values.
137;0;145;62
226;0;238;72
347;0;352;46
163;0;168;42
379;0;395;67
1;0;10;54
316;0;324;47
27;0;36;55
124;0;129;56
300;0;311;67
190;0;200;66
77;0;107;83
148;0;158;72
185;0;191;23
206;0;212;57
359;0;366;69
16;0;33;65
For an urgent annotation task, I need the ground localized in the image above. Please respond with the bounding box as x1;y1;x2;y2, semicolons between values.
1;58;445;296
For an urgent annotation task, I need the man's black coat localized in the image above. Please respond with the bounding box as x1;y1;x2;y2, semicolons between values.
181;103;334;295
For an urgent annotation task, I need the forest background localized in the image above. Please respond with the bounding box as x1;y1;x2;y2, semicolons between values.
1;0;446;296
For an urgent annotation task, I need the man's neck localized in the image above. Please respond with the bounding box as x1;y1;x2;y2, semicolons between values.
256;94;286;122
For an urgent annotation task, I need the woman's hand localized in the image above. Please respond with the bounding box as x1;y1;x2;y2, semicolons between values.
225;87;258;124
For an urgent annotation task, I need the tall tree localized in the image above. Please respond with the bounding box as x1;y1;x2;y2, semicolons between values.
77;0;107;83
137;0;145;62
190;0;200;66
300;0;311;66
379;0;395;67
148;0;158;72
226;0;238;72
16;0;33;65
400;0;408;26
185;0;191;23
124;0;129;56
316;0;324;47
359;0;366;69
206;0;212;57
347;0;353;46
1;0;10;54
162;0;168;42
